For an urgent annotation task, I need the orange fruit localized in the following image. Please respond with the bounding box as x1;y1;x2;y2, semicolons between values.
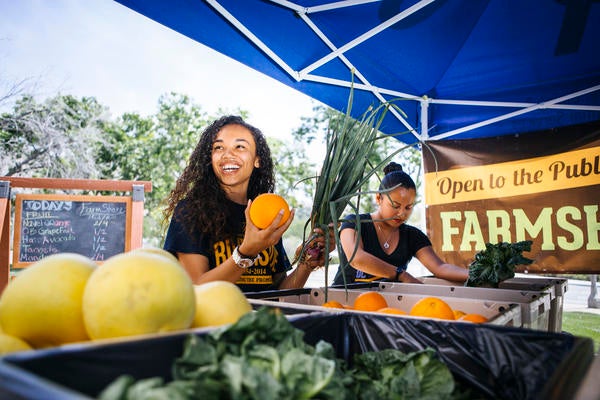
322;300;345;309
249;193;291;229
453;310;467;319
409;297;455;320
376;307;407;315
459;313;488;323
353;291;388;312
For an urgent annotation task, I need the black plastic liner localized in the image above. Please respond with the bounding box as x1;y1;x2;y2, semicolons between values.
0;311;594;400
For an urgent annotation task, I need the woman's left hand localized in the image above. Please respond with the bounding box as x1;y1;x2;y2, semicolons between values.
295;224;336;270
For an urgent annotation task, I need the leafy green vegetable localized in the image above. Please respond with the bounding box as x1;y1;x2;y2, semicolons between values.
351;348;455;400
98;308;464;400
465;241;534;288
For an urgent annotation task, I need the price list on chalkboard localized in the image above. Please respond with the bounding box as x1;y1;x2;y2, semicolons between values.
16;197;128;263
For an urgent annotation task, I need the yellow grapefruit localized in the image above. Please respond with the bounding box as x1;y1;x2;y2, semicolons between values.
192;281;252;328
0;253;96;348
128;246;179;263
249;193;291;229
0;332;33;355
82;252;195;340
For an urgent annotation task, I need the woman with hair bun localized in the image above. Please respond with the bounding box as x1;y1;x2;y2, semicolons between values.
333;162;468;285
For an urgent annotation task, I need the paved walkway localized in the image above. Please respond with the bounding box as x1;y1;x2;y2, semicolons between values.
563;279;600;314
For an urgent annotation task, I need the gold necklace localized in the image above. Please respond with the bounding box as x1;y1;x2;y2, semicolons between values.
376;222;395;249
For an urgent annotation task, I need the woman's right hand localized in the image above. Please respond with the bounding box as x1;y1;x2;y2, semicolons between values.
238;199;295;256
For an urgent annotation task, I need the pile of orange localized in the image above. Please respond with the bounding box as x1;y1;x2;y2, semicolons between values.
249;193;291;229
319;292;488;324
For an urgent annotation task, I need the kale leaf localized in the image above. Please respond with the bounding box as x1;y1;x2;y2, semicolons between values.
465;241;534;288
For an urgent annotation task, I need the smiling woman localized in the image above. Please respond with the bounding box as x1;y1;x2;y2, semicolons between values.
162;115;330;292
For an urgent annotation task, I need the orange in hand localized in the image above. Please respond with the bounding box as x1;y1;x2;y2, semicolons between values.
353;291;388;312
249;193;291;229
409;297;455;320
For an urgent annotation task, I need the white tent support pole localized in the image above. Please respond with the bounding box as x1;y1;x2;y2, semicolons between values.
303;74;420;138
296;10;419;137
433;98;600;111
430;84;600;141
306;0;382;13
303;74;419;100
205;0;300;80
299;0;436;76
267;0;381;13
420;99;429;141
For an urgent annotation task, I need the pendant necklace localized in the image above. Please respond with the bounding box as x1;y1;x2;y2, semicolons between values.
377;222;395;249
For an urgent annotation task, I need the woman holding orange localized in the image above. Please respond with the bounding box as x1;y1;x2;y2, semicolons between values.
163;115;327;292
333;162;468;285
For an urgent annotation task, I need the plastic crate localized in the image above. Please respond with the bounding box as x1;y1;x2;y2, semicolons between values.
420;276;568;332
498;276;568;332
248;287;522;327
378;281;551;331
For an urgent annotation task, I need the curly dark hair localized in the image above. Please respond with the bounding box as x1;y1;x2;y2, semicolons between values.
163;115;275;242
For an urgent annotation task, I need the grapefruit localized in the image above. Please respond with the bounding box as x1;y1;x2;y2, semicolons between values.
192;281;252;328
0;332;33;355
128;246;179;263
82;252;195;340
0;253;96;348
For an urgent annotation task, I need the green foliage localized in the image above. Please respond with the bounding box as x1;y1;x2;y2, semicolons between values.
97;93;215;244
266;136;315;208
1;94;109;178
465;241;534;288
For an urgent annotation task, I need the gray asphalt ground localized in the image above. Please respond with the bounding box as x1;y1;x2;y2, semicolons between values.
563;279;600;314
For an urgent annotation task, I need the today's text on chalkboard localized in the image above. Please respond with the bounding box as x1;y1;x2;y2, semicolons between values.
14;194;132;266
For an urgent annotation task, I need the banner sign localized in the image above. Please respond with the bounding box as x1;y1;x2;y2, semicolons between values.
422;121;600;273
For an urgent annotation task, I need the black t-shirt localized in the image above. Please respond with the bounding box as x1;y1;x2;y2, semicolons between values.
333;213;431;285
163;199;291;292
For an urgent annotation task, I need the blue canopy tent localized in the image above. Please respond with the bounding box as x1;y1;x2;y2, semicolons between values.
113;0;600;144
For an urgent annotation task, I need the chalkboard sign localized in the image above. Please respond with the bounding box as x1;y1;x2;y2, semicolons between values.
13;194;132;267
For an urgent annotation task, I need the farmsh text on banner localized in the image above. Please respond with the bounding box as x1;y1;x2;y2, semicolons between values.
422;121;600;274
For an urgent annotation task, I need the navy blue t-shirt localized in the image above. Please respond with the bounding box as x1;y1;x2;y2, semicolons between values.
333;213;431;285
163;199;291;292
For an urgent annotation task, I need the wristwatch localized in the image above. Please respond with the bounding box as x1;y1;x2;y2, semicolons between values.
394;266;405;281
232;246;257;269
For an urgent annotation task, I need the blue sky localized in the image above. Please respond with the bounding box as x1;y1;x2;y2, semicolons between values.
0;0;319;140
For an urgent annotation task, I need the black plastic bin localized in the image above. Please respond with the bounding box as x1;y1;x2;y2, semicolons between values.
0;310;595;400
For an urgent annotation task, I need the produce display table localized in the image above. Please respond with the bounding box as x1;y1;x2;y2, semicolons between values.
0;311;594;400
421;276;568;332
378;281;551;330
248;287;522;327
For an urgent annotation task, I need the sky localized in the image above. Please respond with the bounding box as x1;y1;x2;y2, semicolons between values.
0;0;320;140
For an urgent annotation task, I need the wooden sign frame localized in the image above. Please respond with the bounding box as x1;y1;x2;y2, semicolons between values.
0;177;152;294
12;193;133;268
